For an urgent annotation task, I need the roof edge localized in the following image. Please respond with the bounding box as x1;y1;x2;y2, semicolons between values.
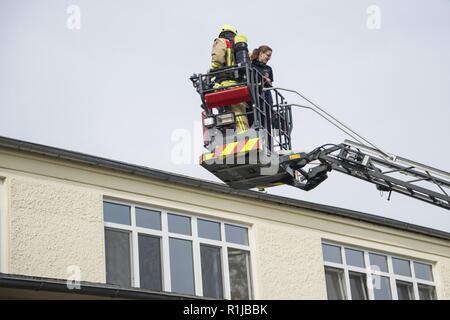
0;135;449;241
0;273;201;300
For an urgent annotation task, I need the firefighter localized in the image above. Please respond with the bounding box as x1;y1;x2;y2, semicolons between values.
210;24;249;134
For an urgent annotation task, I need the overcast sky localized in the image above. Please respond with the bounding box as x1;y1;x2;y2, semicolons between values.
1;0;449;232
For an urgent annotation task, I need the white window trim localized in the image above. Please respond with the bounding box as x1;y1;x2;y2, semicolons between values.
221;221;231;299
322;241;436;300
161;211;171;292
103;198;252;299
130;206;140;287
191;216;203;296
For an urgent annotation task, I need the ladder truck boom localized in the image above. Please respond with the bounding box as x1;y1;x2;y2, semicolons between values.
190;64;450;210
282;140;450;210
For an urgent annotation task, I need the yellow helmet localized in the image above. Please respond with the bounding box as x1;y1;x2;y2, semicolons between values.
234;34;248;44
220;24;238;35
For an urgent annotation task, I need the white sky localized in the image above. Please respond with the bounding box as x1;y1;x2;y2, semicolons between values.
1;0;449;232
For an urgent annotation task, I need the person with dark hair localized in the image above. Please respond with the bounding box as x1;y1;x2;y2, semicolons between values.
251;45;273;104
251;46;274;145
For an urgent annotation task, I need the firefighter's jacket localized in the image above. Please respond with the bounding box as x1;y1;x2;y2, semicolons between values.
211;38;234;69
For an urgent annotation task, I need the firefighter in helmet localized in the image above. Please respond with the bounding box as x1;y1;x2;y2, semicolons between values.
210;24;249;134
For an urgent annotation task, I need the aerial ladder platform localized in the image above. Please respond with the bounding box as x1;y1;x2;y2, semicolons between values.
190;64;450;210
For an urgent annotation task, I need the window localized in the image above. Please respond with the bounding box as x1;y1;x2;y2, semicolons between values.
136;207;161;230
198;219;221;241
168;213;191;235
138;234;162;290
228;248;252;299
349;272;368;300
414;262;433;281
396;281;414;300
225;224;249;245
418;284;436;300
104;228;132;287
169;238;195;295
369;253;388;273
324;267;346;300
201;244;223;299
392;258;411;277
103;200;252;299
322;243;342;264
322;242;437;300
104;202;131;225
346;249;365;268
373;275;392;300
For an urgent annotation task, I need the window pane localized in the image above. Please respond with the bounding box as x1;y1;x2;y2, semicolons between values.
225;224;248;245
198;219;221;241
322;244;342;264
418;284;436;300
138;234;162;291
136;208;161;230
373;275;392;300
200;245;223;299
168;214;191;235
103;202;131;225
345;248;365;268
414;262;433;281
169;238;195;295
105;228;131;287
349;272;368;300
392;257;411;277
396;281;414;300
228;248;251;299
324;267;346;300
369;253;388;273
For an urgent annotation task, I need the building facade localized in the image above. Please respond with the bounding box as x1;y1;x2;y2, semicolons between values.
0;136;449;299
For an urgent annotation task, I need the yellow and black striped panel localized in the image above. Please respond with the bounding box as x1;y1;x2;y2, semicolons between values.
200;138;261;163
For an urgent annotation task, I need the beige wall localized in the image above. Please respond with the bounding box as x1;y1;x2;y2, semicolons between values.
8;176;105;283
1;148;450;299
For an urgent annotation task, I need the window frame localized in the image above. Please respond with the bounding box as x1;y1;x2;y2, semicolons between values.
324;266;347;300
322;241;436;300
396;280;415;300
104;226;134;287
103;198;252;299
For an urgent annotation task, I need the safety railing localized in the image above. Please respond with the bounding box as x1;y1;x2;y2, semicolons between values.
190;64;293;154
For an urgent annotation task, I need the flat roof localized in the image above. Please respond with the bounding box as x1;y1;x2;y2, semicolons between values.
0;135;449;241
